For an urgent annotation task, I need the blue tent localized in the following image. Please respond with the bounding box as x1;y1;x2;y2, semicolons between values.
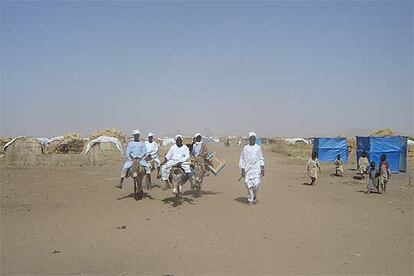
312;138;348;163
356;136;407;174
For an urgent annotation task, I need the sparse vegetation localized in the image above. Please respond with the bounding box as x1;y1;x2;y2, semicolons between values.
266;140;311;160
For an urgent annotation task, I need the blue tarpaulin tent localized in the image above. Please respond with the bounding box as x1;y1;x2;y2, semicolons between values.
312;138;348;163
356;136;407;174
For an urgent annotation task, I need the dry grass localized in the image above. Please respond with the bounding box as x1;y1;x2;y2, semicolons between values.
369;128;395;137
89;128;127;144
46;133;84;154
265;140;311;160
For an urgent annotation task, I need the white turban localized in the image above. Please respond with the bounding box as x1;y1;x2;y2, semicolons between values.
148;132;154;137
175;134;183;141
194;133;201;138
248;132;256;138
132;129;140;135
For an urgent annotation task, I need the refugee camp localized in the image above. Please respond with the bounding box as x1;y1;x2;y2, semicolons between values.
1;1;413;275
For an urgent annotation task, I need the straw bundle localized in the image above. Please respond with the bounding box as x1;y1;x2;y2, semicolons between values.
46;133;84;154
90;128;127;144
369;128;395;137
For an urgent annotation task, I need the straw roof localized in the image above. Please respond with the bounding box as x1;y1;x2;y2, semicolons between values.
89;128;127;144
46;133;84;154
369;128;395;137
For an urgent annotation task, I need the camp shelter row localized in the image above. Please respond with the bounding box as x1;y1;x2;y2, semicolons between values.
1;136;126;166
312;136;410;173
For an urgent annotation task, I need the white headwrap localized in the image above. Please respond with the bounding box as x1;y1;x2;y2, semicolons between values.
148;132;154;137
175;134;183;141
132;129;140;135
248;132;256;138
194;133;202;138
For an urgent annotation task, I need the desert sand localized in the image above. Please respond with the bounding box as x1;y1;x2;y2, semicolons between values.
1;144;413;275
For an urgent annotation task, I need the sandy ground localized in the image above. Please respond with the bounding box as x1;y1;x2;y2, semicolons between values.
1;144;413;275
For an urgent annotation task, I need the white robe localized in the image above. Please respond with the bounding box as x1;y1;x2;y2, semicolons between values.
239;144;265;188
121;141;148;176
145;141;159;159
161;144;191;181
145;140;161;173
192;141;202;157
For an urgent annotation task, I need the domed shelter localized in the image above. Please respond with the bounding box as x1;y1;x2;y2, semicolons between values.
89;128;127;145
3;136;44;165
85;136;124;165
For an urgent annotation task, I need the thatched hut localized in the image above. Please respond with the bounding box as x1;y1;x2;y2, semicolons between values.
46;133;84;154
0;137;12;158
84;136;124;165
3;136;44;165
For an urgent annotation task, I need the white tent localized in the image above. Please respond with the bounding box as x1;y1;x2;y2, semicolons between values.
85;136;123;154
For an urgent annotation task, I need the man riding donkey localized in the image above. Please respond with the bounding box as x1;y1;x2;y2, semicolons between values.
144;132;161;188
160;135;195;195
115;129;149;190
191;133;212;175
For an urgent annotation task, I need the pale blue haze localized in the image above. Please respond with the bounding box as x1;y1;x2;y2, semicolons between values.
1;1;413;137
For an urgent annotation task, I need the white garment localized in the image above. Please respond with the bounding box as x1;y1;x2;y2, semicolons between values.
246;180;260;203
165;144;190;163
161;160;191;181
145;141;159;159
192;141;202;157
145;141;161;174
161;144;191;181
239;144;265;188
249;132;257;138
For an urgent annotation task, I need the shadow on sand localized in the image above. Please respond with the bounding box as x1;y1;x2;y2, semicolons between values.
117;192;153;201
234;197;249;205
182;190;221;198
353;175;364;180
301;182;314;186
356;190;382;194
162;195;195;207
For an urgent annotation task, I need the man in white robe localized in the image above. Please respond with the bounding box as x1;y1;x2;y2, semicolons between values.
160;135;194;192
191;133;203;157
239;132;265;205
115;129;148;189
144;132;161;184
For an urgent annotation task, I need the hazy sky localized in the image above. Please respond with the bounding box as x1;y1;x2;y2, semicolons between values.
1;1;413;138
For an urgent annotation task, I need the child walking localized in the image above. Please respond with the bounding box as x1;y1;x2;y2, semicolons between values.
366;161;379;194
378;154;391;193
307;152;321;185
334;154;343;177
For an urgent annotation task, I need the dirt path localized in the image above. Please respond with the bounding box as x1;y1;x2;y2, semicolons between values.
1;145;413;275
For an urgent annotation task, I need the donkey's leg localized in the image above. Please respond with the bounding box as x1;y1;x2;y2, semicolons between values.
146;173;152;190
134;179;138;200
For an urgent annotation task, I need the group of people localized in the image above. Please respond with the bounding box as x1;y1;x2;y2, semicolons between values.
358;152;391;193
115;130;214;195
115;130;267;205
306;150;391;194
115;129;393;204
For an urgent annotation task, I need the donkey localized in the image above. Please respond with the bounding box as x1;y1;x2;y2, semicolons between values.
128;159;147;200
190;159;205;196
